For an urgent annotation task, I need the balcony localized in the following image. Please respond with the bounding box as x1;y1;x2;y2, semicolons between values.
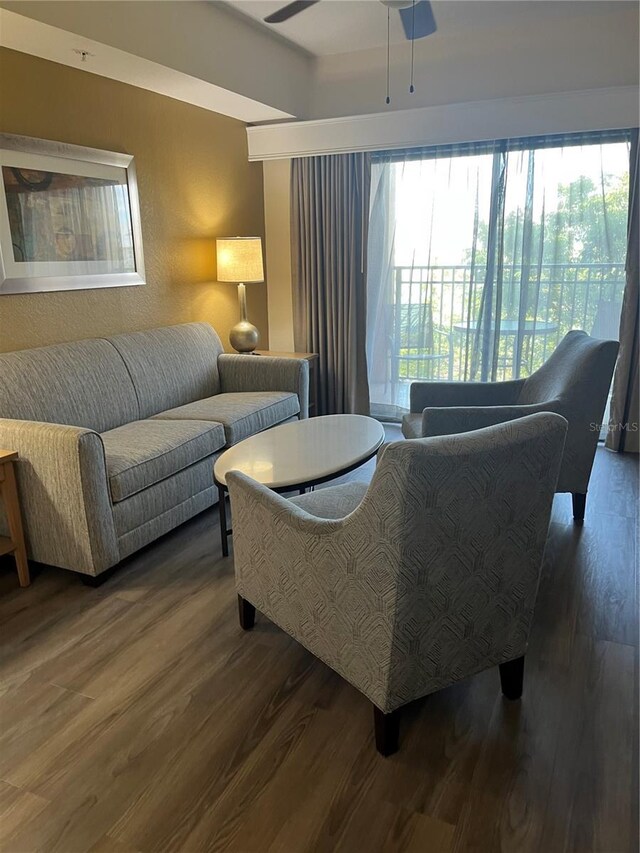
374;262;625;410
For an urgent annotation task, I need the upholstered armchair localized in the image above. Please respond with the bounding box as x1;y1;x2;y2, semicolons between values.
227;413;567;755
402;331;619;522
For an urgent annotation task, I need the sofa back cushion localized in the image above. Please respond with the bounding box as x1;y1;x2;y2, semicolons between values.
107;323;224;418
0;339;139;432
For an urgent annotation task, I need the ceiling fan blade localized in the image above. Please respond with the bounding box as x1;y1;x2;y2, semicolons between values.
398;1;437;40
264;0;320;24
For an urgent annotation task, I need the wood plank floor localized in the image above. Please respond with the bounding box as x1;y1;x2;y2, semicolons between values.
0;429;637;853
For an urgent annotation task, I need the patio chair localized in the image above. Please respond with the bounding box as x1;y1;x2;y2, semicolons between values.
402;330;619;521
390;302;453;406
227;413;567;755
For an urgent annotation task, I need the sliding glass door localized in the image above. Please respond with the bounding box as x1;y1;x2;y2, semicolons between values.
366;132;631;420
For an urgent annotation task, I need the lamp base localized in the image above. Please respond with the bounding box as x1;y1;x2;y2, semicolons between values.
230;320;259;353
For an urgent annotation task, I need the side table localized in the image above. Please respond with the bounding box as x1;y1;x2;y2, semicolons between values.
0;451;30;587
255;351;319;416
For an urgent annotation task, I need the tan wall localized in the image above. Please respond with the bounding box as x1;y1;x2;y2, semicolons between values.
263;158;294;351
0;47;268;353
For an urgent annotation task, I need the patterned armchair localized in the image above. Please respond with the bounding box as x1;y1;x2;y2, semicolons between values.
402;331;619;522
227;413;567;755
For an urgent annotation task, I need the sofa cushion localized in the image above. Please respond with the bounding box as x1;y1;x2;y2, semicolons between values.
112;455;219;537
101;419;225;503
0;339;138;432
107;323;224;419
152;391;300;446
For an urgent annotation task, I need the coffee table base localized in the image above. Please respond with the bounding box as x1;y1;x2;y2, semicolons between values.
218;486;231;557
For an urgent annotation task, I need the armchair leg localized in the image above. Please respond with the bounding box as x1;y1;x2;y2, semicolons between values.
499;655;525;700
572;492;586;523
237;595;255;631
373;706;401;756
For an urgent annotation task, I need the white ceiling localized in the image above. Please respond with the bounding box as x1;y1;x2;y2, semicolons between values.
0;1;310;121
227;1;636;57
2;1;637;124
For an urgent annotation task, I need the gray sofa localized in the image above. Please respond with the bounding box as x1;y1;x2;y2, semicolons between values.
0;323;309;579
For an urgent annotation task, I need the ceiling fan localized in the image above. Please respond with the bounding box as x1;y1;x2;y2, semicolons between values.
264;0;437;41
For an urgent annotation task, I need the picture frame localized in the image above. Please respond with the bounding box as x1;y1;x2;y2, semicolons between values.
0;133;145;294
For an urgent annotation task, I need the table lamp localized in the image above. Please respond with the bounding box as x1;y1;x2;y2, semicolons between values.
216;237;264;353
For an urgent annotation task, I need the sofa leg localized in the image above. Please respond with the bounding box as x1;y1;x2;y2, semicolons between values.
373;706;401;756
238;595;255;630
499;655;525;700
572;492;586;523
80;572;110;588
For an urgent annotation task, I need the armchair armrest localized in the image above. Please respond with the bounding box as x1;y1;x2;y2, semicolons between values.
410;379;525;413
0;419;118;576
218;354;310;418
227;470;396;708
421;398;562;437
227;470;350;541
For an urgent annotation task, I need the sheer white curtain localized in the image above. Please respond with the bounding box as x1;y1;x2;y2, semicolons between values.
366;132;631;421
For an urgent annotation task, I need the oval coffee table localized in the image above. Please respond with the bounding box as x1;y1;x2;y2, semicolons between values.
213;414;385;556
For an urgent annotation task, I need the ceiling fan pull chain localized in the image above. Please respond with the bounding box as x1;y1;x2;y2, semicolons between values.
386;6;391;104
409;0;415;93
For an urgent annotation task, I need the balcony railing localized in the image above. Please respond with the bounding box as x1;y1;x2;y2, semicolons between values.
386;262;625;389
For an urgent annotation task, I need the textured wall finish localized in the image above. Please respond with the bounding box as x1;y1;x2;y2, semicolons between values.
0;47;268;353
263;159;294;351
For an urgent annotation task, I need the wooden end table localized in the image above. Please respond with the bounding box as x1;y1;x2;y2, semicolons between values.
0;451;30;587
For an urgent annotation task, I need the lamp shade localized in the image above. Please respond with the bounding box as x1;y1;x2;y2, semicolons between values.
216;237;264;283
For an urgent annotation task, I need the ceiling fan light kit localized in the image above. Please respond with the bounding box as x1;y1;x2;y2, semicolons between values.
263;0;437;105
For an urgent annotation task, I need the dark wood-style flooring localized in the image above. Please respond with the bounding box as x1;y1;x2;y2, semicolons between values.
0;428;638;853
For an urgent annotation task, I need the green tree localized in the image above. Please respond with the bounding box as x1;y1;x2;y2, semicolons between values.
466;171;629;268
552;173;629;264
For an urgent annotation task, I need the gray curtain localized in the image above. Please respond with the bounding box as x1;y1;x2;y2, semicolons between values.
291;153;371;415
607;129;639;452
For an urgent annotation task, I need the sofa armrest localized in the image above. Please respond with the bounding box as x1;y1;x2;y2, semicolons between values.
410;379;525;413
218;354;310;418
0;419;119;576
422;399;562;437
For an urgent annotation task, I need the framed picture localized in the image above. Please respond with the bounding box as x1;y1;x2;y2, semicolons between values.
0;134;145;294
